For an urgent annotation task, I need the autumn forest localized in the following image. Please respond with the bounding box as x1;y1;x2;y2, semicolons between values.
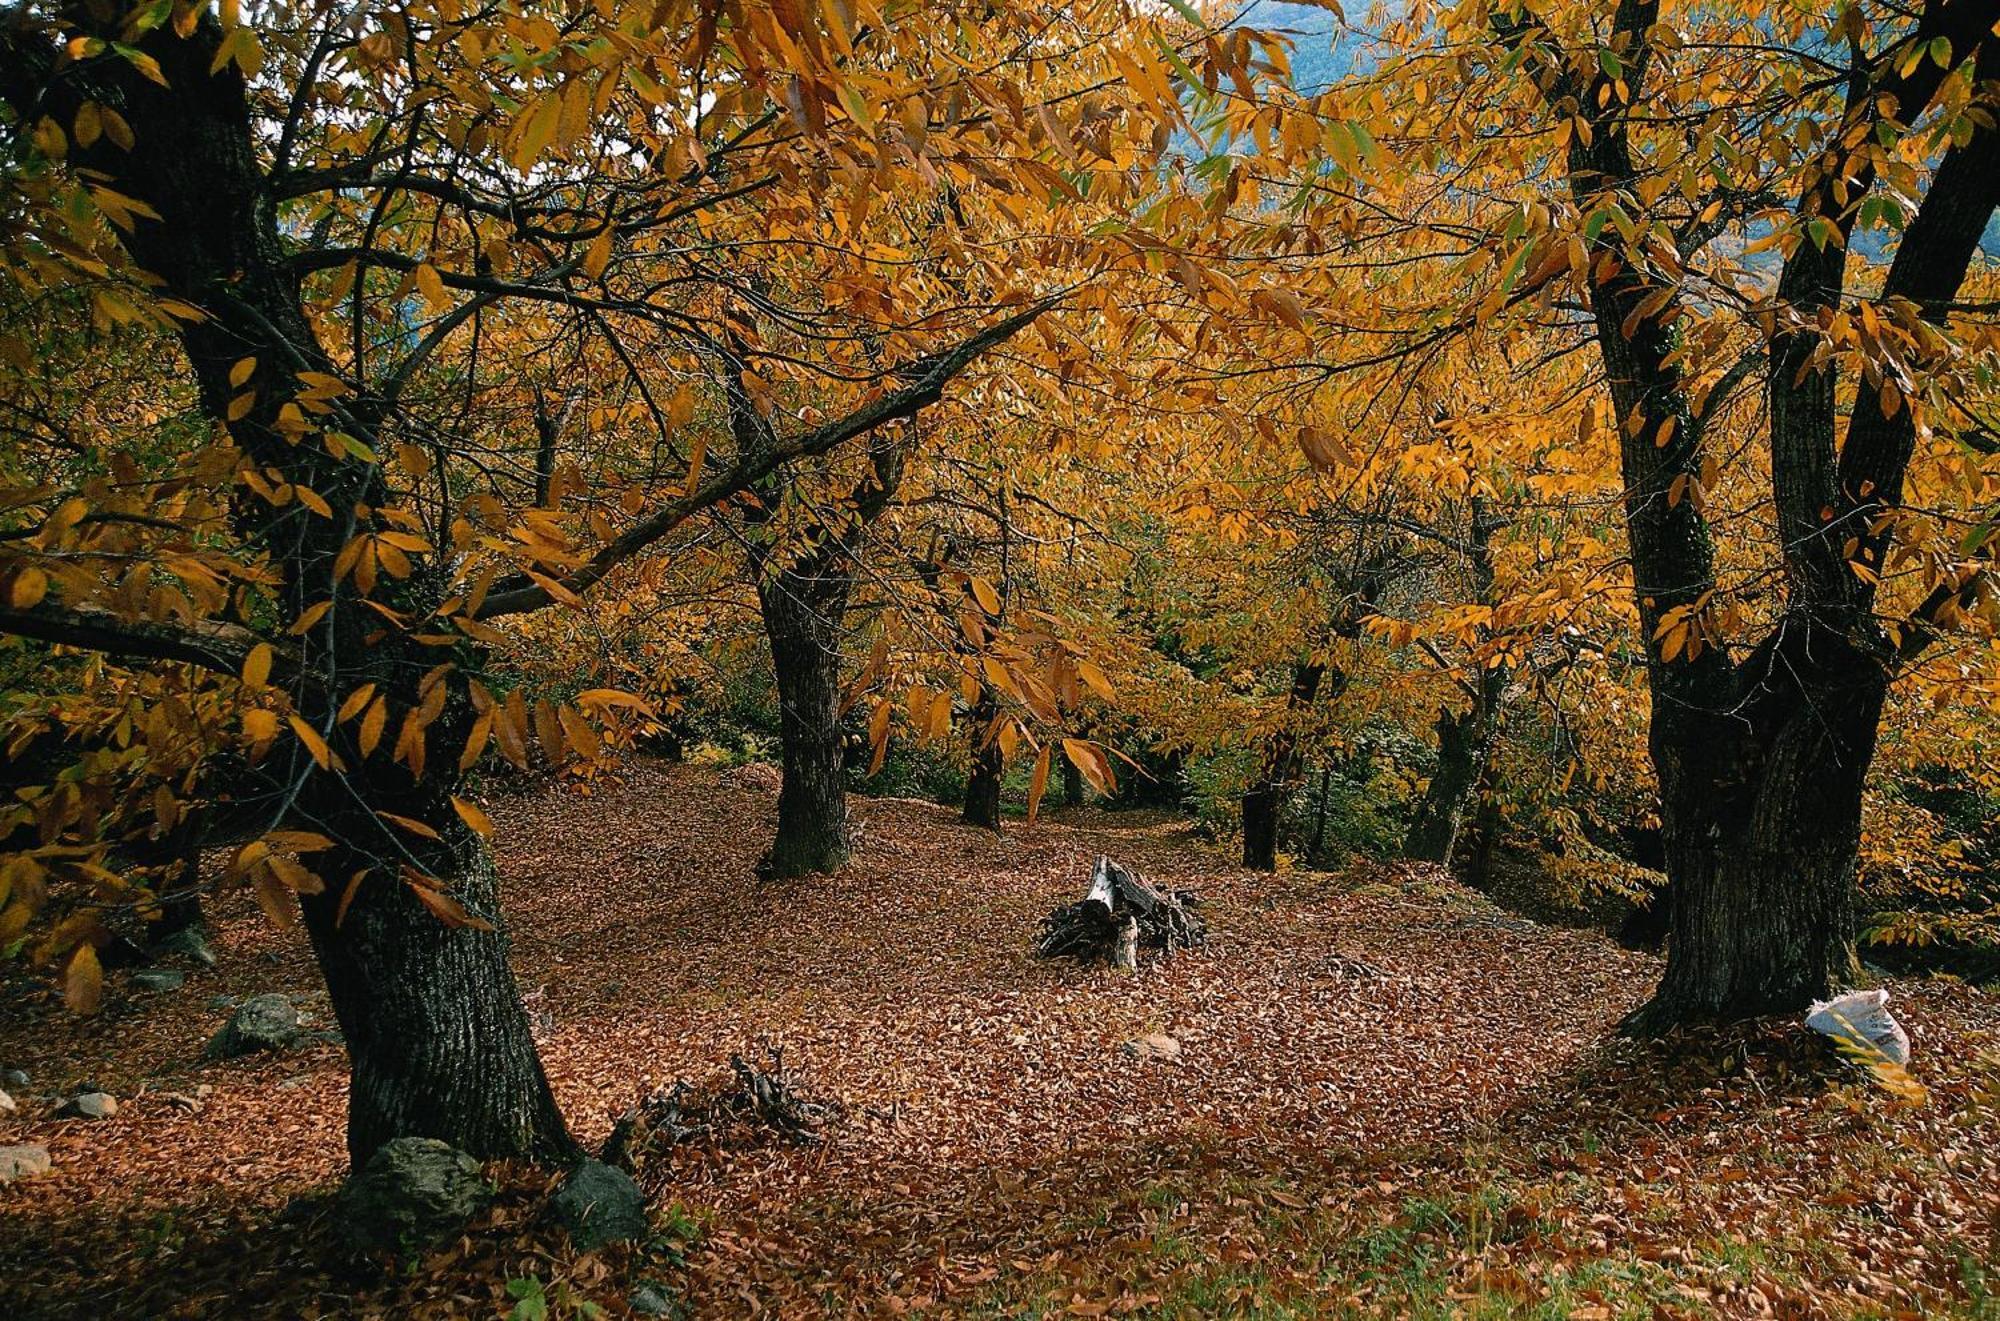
0;0;1997;1316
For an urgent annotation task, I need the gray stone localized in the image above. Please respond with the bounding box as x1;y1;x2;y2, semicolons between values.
57;1091;118;1120
337;1137;492;1255
1121;1033;1182;1062
202;993;301;1060
549;1158;648;1250
131;968;185;993
629;1282;680;1317
2;1068;27;1089
0;1144;50;1181
153;925;216;967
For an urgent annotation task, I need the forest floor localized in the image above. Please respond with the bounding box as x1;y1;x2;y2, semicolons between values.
1;759;1996;1320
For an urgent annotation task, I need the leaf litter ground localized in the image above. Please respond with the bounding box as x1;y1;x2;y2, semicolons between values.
0;759;1995;1318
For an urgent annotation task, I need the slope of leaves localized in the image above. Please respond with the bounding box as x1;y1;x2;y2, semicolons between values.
0;761;1994;1318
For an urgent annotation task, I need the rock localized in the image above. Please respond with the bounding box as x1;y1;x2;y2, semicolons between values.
0;1088;14;1114
336;1138;492;1255
153;925;217;968
131;968;185;993
549;1158;649;1250
57;1091;118;1120
202;993;301;1060
2;1068;28;1089
629;1282;680;1317
0;1144;50;1182
1121;1033;1182;1062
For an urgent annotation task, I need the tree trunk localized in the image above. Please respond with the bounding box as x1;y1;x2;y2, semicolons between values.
963;689;1003;830
1242;663;1325;871
1061;752;1086;808
0;16;577;1167
1405;498;1506;865
1625;645;1881;1029
301;826;575;1169
1494;6;2000;1032
1404;692;1497;863
757;573;851;878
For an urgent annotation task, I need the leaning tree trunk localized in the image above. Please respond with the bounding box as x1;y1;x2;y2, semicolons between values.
0;15;577;1167
302;820;575;1168
963;688;1003;830
757;572;852;879
1242;662;1325;871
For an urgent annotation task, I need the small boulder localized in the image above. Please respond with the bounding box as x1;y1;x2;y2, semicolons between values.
202;993;301;1060
0;1144;50;1182
337;1137;492;1255
153;925;217;968
629;1281;680;1317
1121;1033;1182;1062
549;1158;649;1250
57;1091;118;1120
131;968;185;993
2;1067;28;1089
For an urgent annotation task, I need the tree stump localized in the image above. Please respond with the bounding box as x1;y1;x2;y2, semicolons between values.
1035;855;1205;966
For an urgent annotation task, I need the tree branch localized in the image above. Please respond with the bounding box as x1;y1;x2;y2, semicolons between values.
0;599;273;677
476;299;1058;620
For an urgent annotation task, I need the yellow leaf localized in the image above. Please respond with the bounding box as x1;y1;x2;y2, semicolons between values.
407;879;494;931
584;227;613;279
287;715;334;770
359;695;388;757
64;942;103;1014
243;706;279;750
414;262;449;311
452;795;495;838
241;642;273;690
1077;660;1115;701
7;566;48;609
1027;746;1051;823
265;853;324;895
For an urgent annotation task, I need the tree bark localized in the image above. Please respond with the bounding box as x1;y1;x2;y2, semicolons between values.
962;688;1003;830
1403;703;1491;864
757;572;852;878
1242;663;1325;870
1404;499;1507;865
302;828;575;1168
736;414;904;879
1493;6;2000;1028
0;15;574;1166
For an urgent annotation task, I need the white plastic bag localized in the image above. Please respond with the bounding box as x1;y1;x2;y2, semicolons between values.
1805;988;1910;1065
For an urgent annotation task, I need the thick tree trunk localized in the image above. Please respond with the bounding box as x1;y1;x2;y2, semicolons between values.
1498;7;2000;1033
963;689;1003;830
1242;663;1325;871
758;575;851;878
301;827;575;1168
0;17;578;1167
1626;648;1882;1029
